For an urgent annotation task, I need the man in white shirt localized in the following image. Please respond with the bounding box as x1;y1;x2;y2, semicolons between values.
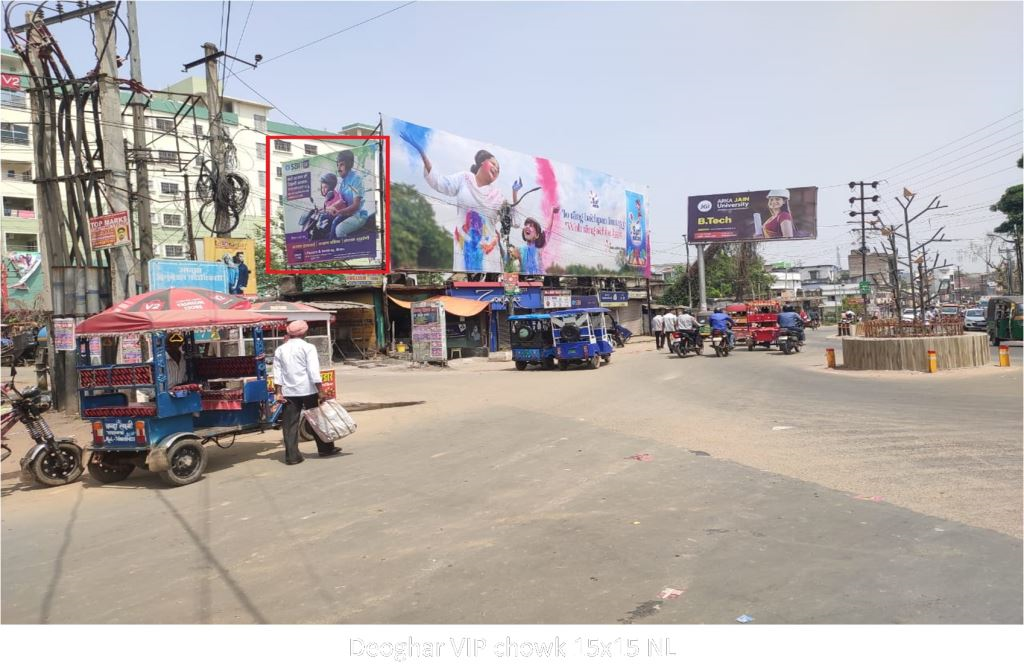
677;308;701;350
273;320;339;465
662;309;678;347
652;311;665;350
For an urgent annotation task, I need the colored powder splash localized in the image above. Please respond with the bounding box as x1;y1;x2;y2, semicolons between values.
391;118;432;173
535;157;561;266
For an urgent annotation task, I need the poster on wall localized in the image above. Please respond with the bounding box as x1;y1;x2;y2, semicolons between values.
687;187;818;243
88;211;132;250
202;238;256;295
411;300;447;363
121;335;143;364
53;318;76;351
148;259;230;293
281;145;380;267
384;116;651;277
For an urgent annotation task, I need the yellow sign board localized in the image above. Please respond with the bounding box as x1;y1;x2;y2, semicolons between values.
202;237;257;296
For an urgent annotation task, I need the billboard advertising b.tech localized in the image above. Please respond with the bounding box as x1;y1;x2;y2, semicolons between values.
385;116;651;277
687;187;818;243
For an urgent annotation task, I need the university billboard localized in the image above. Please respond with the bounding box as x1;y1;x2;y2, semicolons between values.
687;187;818;243
384;116;651;277
281;145;380;266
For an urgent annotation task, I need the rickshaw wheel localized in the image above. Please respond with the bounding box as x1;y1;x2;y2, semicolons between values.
32;441;83;487
557;359;568;370
158;439;207;487
542;358;556;370
601;354;610;364
515;361;528;371
587;355;601;369
747;341;755;351
87;454;134;484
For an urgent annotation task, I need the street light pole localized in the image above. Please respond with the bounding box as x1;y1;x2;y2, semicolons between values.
682;234;692;308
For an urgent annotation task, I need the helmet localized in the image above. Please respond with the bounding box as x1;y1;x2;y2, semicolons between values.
713;307;722;313
783;304;794;312
767;189;790;200
320;173;338;189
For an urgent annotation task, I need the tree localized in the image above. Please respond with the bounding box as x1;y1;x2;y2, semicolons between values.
990;156;1023;293
390;184;453;270
660;244;774;306
254;209;287;298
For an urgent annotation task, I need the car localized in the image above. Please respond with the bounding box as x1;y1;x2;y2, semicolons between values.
939;304;962;318
901;308;920;323
964;308;986;331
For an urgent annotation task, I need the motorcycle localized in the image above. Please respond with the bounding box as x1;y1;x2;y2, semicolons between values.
807;317;820;330
669;329;703;357
1;367;83;486
297;197;333;241
776;328;804;355
709;328;732;357
610;323;633;348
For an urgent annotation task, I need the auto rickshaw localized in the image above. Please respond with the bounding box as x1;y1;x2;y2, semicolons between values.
549;307;615;370
74;289;289;486
986;296;1023;345
746;300;781;351
508;313;556;370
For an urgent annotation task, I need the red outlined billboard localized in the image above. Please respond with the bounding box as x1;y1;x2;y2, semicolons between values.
265;135;390;275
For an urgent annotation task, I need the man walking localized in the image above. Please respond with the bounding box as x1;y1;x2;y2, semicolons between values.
652;310;665;350
662;308;678;350
273;320;340;465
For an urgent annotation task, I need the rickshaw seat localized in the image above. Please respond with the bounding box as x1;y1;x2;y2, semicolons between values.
83;404;158;418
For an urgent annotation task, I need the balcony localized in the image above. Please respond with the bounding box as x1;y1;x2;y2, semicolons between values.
3;208;36;219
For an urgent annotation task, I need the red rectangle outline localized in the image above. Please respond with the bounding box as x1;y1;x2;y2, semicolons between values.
264;135;391;276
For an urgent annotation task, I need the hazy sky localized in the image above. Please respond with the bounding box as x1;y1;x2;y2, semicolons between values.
35;0;1024;273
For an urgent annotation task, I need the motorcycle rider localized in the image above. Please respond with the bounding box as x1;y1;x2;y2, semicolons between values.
777;304;805;342
708;307;735;349
677;307;701;350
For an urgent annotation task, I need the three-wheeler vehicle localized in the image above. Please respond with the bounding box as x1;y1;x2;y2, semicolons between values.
549;307;615;370
746;300;781;351
74;288;288;486
509;313;557;370
986;296;1023;345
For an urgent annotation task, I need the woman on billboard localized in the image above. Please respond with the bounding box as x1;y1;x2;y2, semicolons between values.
762;189;796;238
401;131;504;272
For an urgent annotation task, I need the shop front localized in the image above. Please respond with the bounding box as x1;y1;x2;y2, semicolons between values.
447;281;545;352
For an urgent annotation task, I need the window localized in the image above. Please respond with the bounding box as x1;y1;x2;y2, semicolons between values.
259;198;266;213
273;139;291;153
256;143;265;159
1;90;27;109
194;124;204;137
160;182;179;195
304;144;317;156
1;122;29;145
154;118;174;132
254;114;266;132
223;101;235;114
809;270;820;281
4;232;38;252
257;170;266;187
158;150;176;163
163;244;185;259
275;166;282;177
162;213;182;227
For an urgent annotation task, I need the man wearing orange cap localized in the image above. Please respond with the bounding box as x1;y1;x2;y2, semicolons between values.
273;319;340;464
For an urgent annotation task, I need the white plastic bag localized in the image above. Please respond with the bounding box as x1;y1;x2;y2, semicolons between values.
301;399;357;442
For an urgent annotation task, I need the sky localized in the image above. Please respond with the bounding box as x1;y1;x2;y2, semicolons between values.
22;0;1024;274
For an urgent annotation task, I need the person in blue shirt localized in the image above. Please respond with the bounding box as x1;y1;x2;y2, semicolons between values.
708;308;735;349
232;252;249;294
777;304;805;342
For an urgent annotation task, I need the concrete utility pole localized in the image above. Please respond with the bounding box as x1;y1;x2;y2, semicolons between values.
94;7;136;301
202;42;230;237
682;234;692;308
126;1;153;288
848;181;880;313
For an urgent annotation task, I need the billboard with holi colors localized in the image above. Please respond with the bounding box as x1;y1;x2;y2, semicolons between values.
384;116;651;276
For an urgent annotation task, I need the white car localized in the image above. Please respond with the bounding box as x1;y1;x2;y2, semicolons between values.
901;308;919;322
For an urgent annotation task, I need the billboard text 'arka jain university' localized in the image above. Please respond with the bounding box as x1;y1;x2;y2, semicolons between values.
385;116;651;277
687;187;818;243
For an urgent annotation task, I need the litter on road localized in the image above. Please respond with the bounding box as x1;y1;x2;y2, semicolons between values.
736;614;754;623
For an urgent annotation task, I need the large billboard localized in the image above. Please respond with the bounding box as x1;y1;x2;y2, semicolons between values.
385;116;650;276
687;187;817;243
282;145;380;266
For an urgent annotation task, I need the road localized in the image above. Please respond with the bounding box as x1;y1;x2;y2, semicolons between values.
2;328;1021;623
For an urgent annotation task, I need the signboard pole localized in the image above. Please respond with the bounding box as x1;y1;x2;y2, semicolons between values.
697;244;708;312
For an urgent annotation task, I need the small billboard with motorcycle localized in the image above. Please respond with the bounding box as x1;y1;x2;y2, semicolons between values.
282;145;380;266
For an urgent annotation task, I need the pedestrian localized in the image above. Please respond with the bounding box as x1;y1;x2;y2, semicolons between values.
232;251;250;295
652;310;664;350
273;320;341;465
662;308;678;346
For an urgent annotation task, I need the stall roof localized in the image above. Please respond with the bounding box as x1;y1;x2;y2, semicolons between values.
302;301;374;311
388;295;490;317
255;301;332;321
450;281;544;288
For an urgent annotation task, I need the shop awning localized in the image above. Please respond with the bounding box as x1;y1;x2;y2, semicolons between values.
388;295;491;318
254;301;333;321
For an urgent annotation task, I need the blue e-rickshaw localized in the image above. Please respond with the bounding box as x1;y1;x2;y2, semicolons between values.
508;313;556;370
549;307;615;370
76;316;289;486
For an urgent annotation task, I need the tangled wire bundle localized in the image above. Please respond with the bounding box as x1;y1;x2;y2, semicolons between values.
196;158;249;235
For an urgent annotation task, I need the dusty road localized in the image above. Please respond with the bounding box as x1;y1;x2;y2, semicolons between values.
2;328;1021;623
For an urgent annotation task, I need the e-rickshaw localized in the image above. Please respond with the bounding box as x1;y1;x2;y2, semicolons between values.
75;308;288;486
746;300;781;351
549;307;615;370
986;296;1023;345
508;313;556;370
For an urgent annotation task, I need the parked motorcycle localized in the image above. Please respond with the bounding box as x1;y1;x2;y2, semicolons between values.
610;322;632;348
670;330;703;357
1;367;83;486
776;328;804;355
709;328;732;357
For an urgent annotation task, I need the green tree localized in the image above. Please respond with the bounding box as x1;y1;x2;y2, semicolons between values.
254;209;287;297
990;156;1022;292
391;183;453;270
661;244;774;306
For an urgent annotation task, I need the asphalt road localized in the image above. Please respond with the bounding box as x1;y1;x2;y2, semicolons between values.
2;328;1021;624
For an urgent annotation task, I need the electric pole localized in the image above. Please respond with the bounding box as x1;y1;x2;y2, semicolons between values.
126;0;153;288
94;6;136;301
848;181;880;314
682;234;692;308
697;244;708;312
202;42;230;237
